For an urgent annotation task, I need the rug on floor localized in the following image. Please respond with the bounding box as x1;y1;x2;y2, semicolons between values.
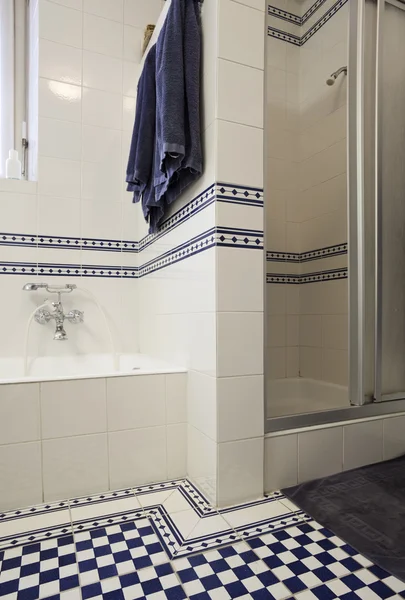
282;454;405;582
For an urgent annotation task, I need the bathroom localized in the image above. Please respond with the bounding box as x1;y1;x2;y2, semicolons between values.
1;0;405;598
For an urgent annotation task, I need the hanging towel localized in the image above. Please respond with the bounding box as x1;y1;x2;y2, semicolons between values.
125;44;157;212
146;0;203;232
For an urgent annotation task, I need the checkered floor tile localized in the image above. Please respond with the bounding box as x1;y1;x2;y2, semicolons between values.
74;518;168;586
0;534;79;599
2;481;405;600
173;541;292;599
80;563;186;600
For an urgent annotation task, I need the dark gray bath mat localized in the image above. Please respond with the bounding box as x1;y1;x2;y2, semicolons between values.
283;455;405;582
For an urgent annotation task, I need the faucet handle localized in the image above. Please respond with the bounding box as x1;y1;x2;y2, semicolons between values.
66;309;84;324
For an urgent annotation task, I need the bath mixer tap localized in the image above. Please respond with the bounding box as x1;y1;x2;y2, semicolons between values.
23;283;84;341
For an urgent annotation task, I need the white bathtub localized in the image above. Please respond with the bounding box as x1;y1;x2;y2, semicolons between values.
0;353;186;384
0;352;188;511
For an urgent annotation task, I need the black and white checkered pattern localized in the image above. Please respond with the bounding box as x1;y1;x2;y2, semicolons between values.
75;518;167;586
80;562;186;600
0;534;79;599
247;522;405;599
174;541;292;599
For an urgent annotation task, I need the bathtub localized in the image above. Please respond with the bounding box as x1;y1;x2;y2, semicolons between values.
0;353;188;511
0;353;186;384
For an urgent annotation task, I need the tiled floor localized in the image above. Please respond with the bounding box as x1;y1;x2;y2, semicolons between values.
0;479;404;599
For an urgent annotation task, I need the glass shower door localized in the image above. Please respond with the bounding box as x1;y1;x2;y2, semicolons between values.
375;0;405;402
349;0;405;406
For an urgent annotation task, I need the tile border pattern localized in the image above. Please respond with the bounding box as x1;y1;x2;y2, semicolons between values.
267;242;348;284
268;0;349;46
0;479;309;556
0;183;264;279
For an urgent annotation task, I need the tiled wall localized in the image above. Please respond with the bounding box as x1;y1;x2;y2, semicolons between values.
264;412;405;491
0;0;164;358
133;0;266;507
0;373;186;511
0;0;267;509
266;0;349;387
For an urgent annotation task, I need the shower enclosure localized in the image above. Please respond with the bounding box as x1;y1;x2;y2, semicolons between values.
265;0;405;430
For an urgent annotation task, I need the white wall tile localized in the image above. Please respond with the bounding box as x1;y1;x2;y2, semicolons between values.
38;156;81;198
217;248;264;313
383;416;405;461
217;312;264;377
218;437;264;506
82;125;122;167
84;0;124;22
343;421;383;471
39;0;83;48
217;59;264;128
123;25;143;62
217;375;264;442
298;427;343;483
39;39;82;85
189;313;217;376
265;434;298;492
83;51;123;94
217;120;264;188
39;78;82;123
122;96;136;131
81;160;122;201
187;425;217;505
109;426;167;488
123;61;141;97
83;13;123;58
167;423;187;479
218;0;265;69
238;0;265;9
82;87;122;129
187;370;217;441
166;374;187;424
0;442;42;510
123;0;162;28
43;434;109;501
51;0;82;9
37;195;81;236
81;201;122;239
0;384;40;445
107;375;166;431
266;347;286;379
38;117;82;161
41;378;107;438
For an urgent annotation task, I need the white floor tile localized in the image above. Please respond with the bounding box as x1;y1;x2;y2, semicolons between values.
70;495;142;523
221;499;292;530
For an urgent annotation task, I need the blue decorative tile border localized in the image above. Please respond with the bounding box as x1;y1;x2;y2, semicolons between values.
268;0;348;45
0;183;264;279
267;267;348;284
267;243;347;264
0;479;310;556
266;243;348;284
0;227;263;280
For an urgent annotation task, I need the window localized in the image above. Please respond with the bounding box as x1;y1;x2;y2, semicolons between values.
0;0;29;179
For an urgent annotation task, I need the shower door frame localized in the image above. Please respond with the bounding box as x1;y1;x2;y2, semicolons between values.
265;0;405;433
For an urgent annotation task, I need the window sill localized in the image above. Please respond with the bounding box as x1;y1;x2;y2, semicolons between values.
0;178;37;195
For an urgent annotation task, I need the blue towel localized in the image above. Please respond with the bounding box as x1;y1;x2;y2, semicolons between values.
125;44;157;214
147;0;203;232
126;0;203;234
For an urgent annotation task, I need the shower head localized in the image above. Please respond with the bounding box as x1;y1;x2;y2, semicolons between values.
326;66;348;86
22;283;48;291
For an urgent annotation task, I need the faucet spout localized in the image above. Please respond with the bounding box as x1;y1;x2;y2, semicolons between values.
54;324;68;341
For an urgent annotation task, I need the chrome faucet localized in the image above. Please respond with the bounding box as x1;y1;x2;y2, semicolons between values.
23;283;84;341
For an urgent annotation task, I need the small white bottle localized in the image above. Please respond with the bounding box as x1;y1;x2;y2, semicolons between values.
6;150;22;180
